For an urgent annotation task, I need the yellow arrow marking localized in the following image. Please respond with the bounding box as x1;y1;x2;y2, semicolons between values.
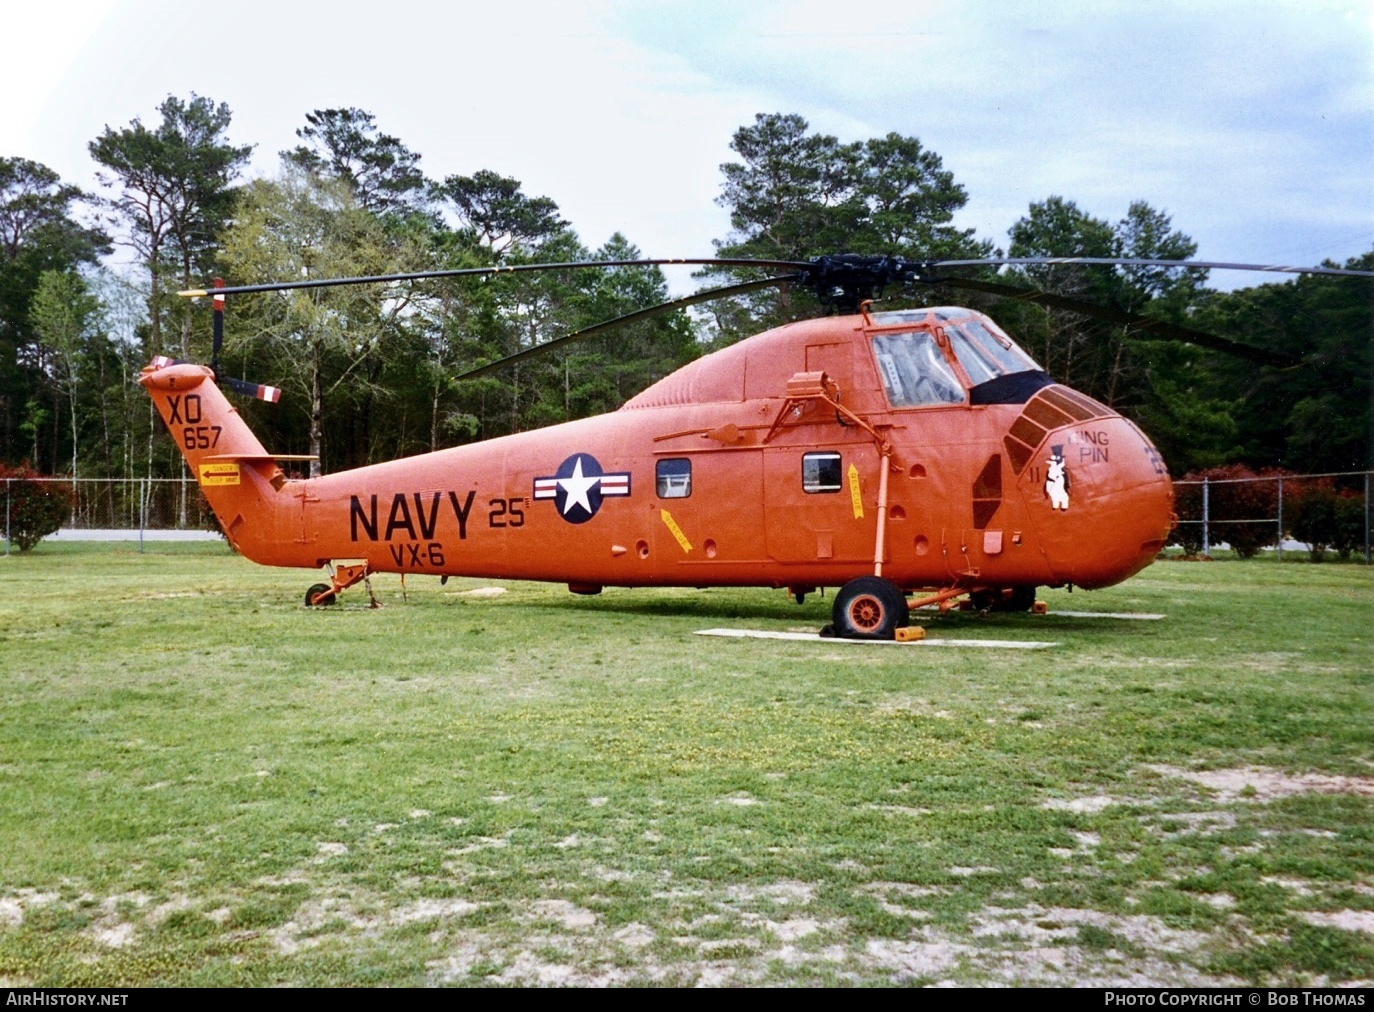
660;509;693;554
848;463;864;519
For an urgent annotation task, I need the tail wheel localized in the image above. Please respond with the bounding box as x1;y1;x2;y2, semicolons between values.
832;576;909;640
305;583;337;607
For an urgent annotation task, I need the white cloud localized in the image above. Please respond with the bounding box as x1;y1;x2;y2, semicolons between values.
3;0;1369;291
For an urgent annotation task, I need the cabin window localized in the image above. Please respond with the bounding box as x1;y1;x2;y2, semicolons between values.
656;458;692;498
802;452;843;493
872;331;965;407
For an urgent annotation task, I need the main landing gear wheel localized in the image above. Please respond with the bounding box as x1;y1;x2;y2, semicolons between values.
305;583;337;607
832;576;910;640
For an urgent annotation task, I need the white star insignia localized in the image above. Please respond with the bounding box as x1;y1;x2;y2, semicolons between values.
557;456;600;516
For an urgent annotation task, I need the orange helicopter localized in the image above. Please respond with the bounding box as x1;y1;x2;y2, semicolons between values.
146;254;1370;638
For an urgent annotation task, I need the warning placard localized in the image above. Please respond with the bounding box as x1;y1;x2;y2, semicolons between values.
200;462;241;486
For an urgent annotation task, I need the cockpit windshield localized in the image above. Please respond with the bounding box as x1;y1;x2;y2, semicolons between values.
951;317;1040;378
868;310;1041;407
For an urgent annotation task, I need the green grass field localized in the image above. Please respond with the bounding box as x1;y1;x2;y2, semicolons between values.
1;543;1370;986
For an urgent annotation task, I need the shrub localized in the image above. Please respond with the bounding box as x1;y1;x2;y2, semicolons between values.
1289;479;1339;562
1174;465;1281;558
0;466;72;551
1333;491;1367;560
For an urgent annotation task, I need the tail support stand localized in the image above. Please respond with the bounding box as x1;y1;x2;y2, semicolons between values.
307;562;376;607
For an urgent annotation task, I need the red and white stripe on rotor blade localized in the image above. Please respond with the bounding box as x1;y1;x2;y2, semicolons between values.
225;377;282;403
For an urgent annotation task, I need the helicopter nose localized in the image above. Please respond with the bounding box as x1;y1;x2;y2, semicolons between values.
1020;413;1174;589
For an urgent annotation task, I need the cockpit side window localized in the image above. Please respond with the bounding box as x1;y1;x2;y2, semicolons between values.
872;331;965;407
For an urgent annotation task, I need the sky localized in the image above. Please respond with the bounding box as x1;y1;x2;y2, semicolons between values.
3;0;1371;295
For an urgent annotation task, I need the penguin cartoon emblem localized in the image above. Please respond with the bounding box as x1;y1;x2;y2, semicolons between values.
1045;445;1070;510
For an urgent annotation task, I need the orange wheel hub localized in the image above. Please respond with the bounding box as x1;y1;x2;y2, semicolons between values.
848;596;885;632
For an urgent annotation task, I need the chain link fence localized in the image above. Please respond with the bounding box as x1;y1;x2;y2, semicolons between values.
1171;470;1371;562
4;476;219;553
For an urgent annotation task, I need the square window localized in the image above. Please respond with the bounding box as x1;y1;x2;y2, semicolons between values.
656;458;691;498
802;452;842;493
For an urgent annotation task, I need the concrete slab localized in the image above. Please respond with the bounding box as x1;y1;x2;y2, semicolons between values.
48;528;222;541
696;628;1058;649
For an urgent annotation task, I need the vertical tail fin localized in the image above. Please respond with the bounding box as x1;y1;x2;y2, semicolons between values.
139;361;286;551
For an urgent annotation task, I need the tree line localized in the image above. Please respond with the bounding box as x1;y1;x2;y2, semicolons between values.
2;102;1370;489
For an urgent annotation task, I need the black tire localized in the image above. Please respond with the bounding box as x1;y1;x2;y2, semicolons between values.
305;583;336;607
971;586;1037;613
832;576;909;640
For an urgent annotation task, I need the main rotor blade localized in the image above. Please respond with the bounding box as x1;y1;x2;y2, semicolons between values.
937;276;1301;368
180;254;1373;302
454;274;802;381
181;254;1374;299
179;258;812;298
926;257;1374;279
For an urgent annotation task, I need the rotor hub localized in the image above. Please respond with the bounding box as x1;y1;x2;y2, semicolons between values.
800;254;938;312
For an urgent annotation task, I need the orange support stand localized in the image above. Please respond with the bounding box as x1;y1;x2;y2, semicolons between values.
311;562;376;607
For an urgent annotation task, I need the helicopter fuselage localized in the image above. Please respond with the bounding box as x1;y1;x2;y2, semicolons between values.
144;305;1174;602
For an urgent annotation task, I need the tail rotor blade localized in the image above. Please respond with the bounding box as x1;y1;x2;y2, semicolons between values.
211;278;225;374
146;356;281;402
223;377;282;403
